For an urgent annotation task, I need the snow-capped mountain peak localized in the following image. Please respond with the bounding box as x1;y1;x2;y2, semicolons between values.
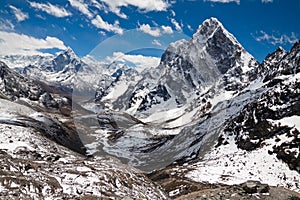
158;17;257;100
192;17;240;48
264;46;286;63
289;40;300;58
14;47;90;87
50;47;82;73
163;17;256;76
86;18;259;120
277;45;285;52
64;47;77;58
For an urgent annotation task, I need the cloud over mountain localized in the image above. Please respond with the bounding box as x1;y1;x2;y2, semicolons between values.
29;2;72;18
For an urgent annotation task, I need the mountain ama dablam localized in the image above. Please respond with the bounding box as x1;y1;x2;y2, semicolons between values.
0;17;299;199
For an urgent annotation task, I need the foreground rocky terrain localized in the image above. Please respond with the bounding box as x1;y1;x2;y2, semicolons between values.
0;18;299;199
0;97;166;199
175;181;300;200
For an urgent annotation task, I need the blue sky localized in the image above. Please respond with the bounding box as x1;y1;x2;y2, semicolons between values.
0;0;299;62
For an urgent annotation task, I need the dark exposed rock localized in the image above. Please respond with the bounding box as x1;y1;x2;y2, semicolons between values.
217;40;300;172
137;84;171;111
242;180;269;194
0;61;70;111
174;181;299;200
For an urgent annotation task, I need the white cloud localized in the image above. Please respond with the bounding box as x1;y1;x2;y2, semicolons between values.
139;24;161;37
35;14;46;20
9;5;29;22
91;15;124;34
254;31;298;45
0;19;14;31
105;51;161;71
152;39;162;46
171;18;182;32
99;30;106;36
204;0;240;4
262;0;273;3
68;0;93;18
161;25;173;34
138;24;175;37
90;0;105;10
99;0;169;19
29;2;72;18
0;31;67;56
152;20;159;27
187;24;193;31
170;10;176;17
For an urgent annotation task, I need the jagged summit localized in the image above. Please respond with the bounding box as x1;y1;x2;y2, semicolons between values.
100;17;259;117
263;46;286;65
192;17;240;47
277;46;285;52
196;17;223;32
51;47;82;72
194;17;224;38
168;17;239;51
290;39;300;52
16;47;88;87
60;47;77;60
204;17;221;24
160;17;257;90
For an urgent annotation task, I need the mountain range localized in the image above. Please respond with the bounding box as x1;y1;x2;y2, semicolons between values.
0;17;299;199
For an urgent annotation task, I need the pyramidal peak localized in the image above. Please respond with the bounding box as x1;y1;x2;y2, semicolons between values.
161;17;256;79
61;47;77;59
271;46;286;56
198;17;224;33
277;46;285;52
263;46;287;66
52;47;77;63
164;17;242;55
54;47;81;64
193;17;240;47
271;46;286;58
290;39;300;52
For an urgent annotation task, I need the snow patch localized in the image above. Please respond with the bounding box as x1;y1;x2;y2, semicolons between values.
269;115;300;130
186;136;300;192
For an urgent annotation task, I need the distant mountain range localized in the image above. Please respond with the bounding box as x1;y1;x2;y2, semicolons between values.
0;18;299;199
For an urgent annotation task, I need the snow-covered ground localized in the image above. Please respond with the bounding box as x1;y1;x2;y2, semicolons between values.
269;115;300;131
1;17;299;199
186;133;300;193
0;105;167;199
0;97;167;199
